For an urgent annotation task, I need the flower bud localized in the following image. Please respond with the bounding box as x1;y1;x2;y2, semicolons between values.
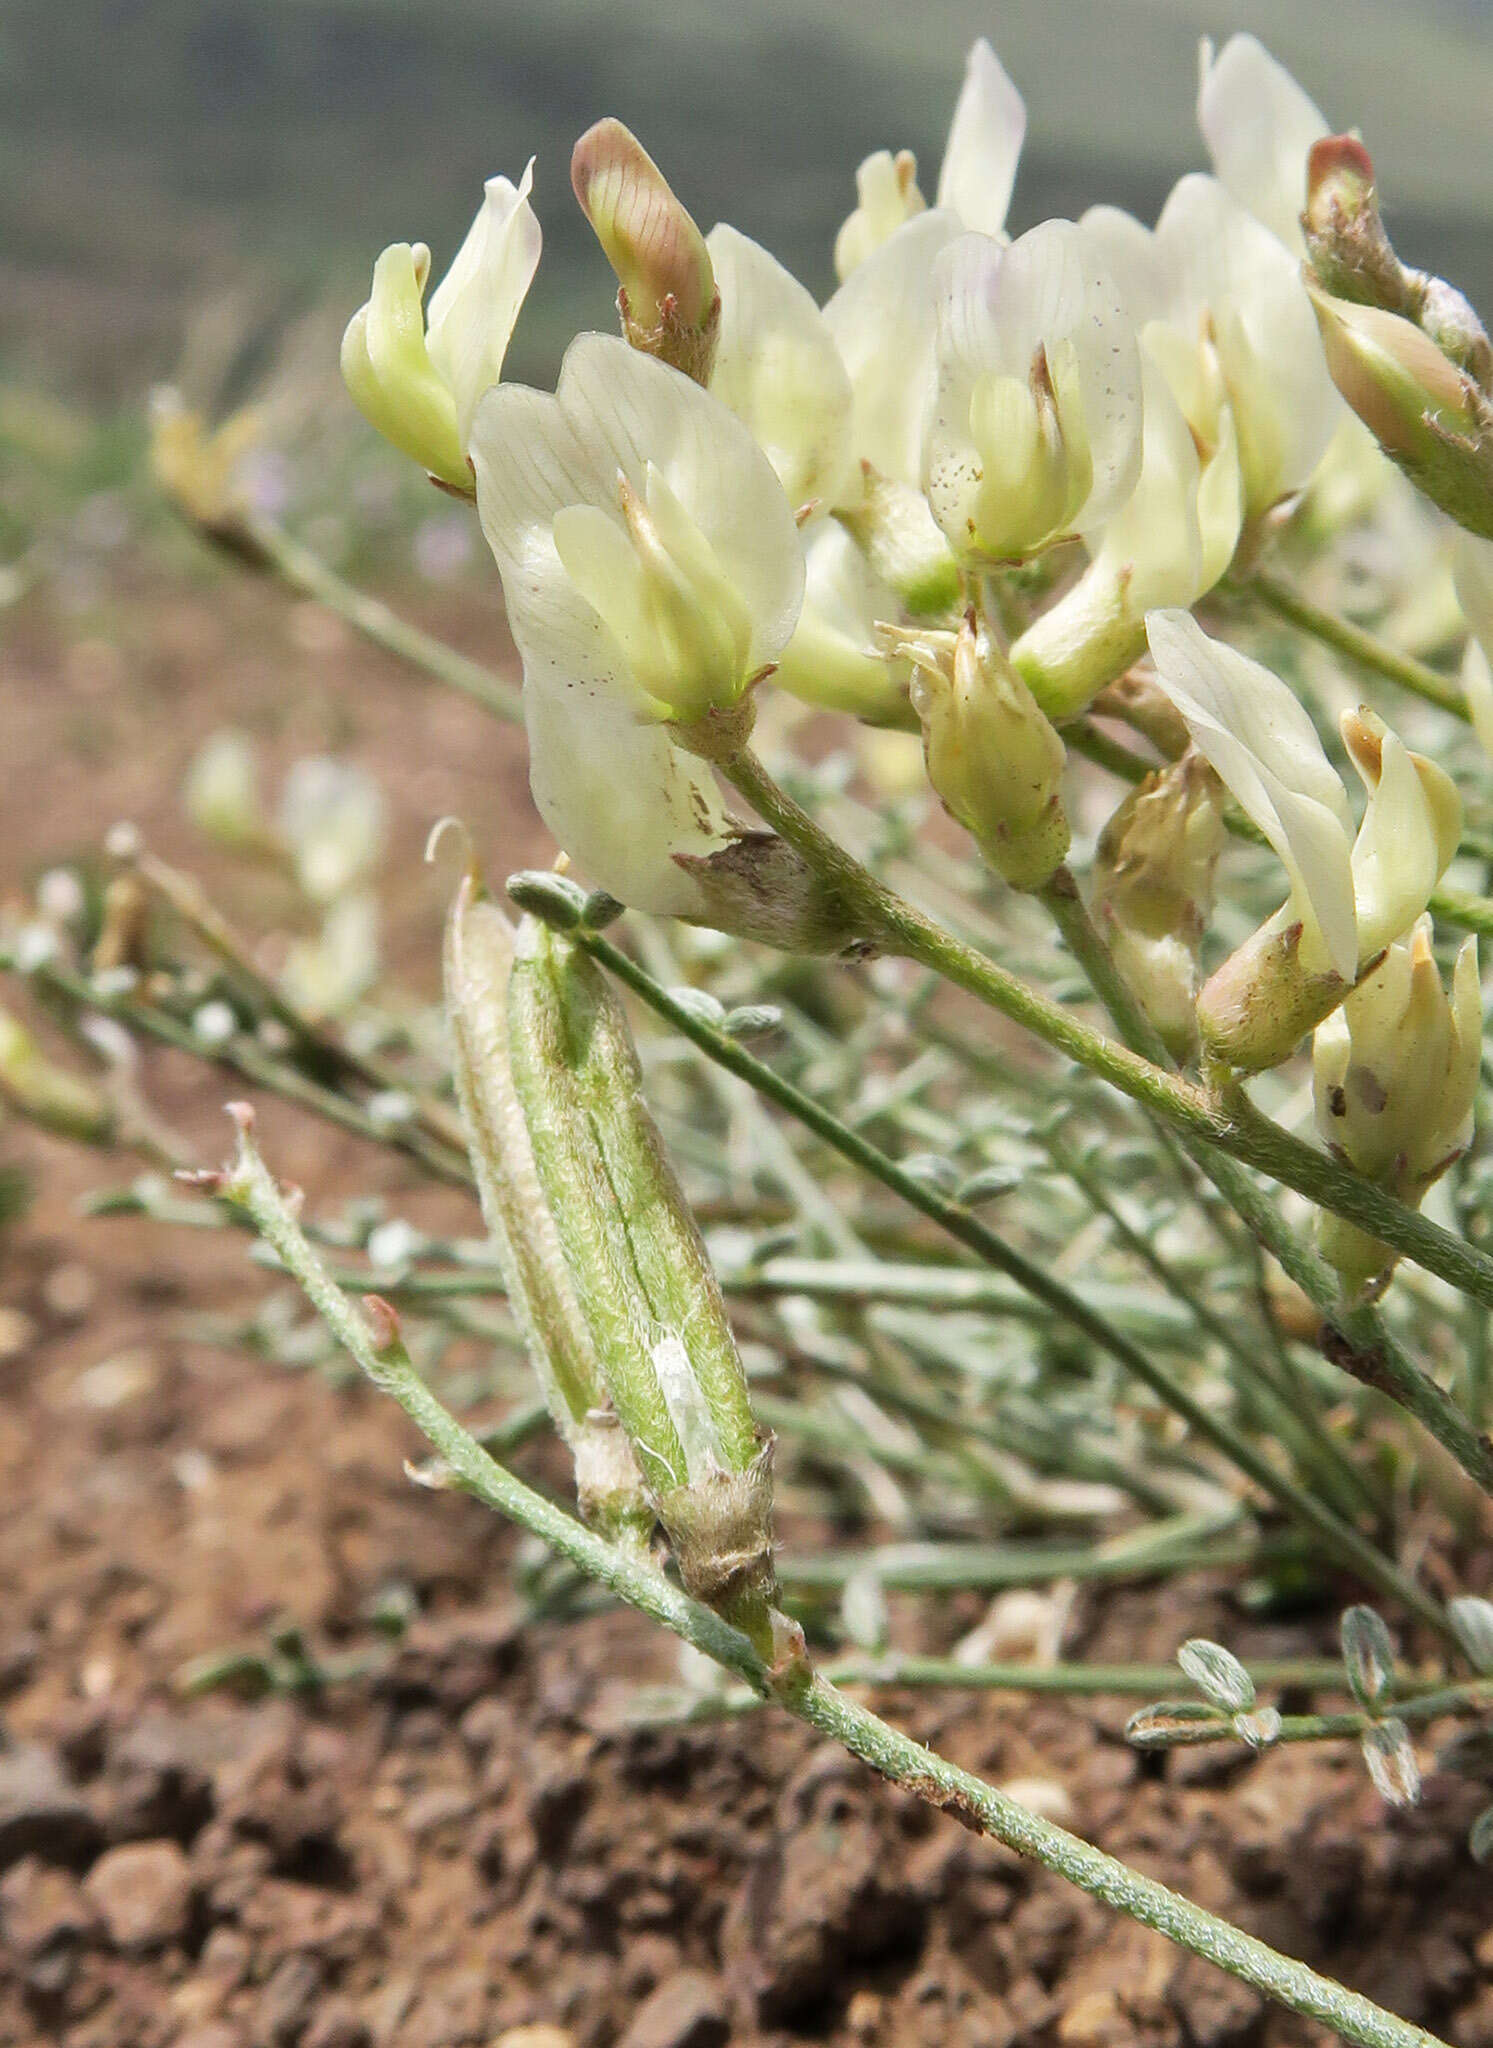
901;611;1069;891
1305;137;1493;389
1303;136;1402;311
834;149;926;281
443;867;651;1542
1196;916;1350;1075
148;390;265;555
1313;918;1481;1294
1092;754;1225;1059
572;120;719;384
1309;287;1493;541
506;915;780;1652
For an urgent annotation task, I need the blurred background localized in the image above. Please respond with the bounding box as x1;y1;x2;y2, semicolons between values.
7;0;1493;406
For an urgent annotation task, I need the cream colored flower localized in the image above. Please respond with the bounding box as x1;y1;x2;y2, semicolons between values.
922;221;1142;565
471;335;804;915
341;165;541;487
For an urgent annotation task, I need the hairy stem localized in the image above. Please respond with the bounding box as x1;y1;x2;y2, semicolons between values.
1036;873;1493;1509
220;1114;1448;2048
719;747;1493;1325
572;923;1451;1638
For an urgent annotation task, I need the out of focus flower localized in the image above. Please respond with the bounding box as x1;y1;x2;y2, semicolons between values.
149;390;261;535
183;730;264;852
1146;609;1460;1068
278;758;387;904
1313;917;1481;1292
341;166;541;488
834;39;1025;280
923;221;1142;565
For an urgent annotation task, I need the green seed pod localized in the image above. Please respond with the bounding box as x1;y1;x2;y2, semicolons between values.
443;866;650;1544
505;913;778;1650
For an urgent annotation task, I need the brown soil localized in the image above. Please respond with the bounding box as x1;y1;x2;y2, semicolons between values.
4;566;1493;2048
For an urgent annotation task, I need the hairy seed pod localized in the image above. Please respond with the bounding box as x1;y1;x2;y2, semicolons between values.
505;914;778;1649
444;865;651;1544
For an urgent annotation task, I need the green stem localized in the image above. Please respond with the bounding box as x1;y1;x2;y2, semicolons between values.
241;513;524;724
223;1116;1448;2048
1240;568;1468;720
16;953;473;1187
1142;1676;1493;1748
1035;874;1493;1510
1043;1120;1382;1529
573;924;1452;1639
719;747;1493;1326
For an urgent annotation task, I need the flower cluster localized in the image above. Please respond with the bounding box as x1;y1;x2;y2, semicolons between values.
341;28;1489;1296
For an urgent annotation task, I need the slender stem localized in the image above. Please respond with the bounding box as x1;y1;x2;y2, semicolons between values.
16;953;473;1187
1036;875;1493;1508
824;1655;1355;1696
222;1119;1448;2048
1141;1676;1493;1749
574;924;1453;1639
720;746;1493;1322
130;847;470;1156
1043;1120;1382;1529
241;513;524;725
1239;568;1468;721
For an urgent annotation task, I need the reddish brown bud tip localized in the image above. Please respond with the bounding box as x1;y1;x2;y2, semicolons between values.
225;1100;256;1136
1307;133;1375;201
361;1293;403;1353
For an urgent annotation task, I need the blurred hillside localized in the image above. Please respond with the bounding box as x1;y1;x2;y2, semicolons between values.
4;0;1493;403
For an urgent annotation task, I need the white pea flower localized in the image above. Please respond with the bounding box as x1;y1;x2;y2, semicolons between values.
706;224;855;511
834;38;1025;280
1089;176;1340;522
1013;350;1241;717
822;209;963;612
1197;34;1328;256
341;165;541;488
825;210;961;494
922;221;1143;565
1146;609;1461;1068
470;334;805;917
